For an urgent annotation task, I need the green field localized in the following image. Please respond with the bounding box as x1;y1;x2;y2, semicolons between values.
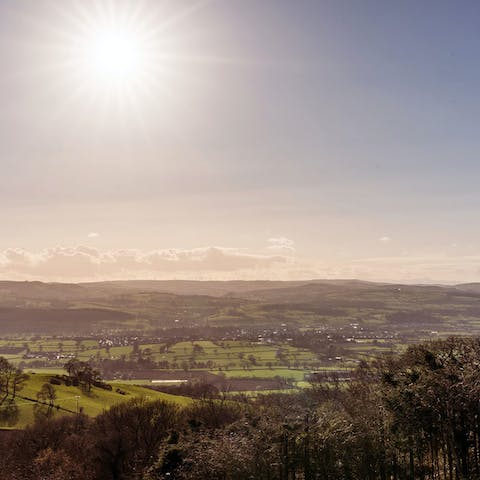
216;368;307;381
5;279;480;405
0;373;191;429
1;338;320;371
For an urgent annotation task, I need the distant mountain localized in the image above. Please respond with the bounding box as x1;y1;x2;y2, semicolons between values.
82;279;324;297
1;279;480;335
0;281;93;307
81;278;392;297
455;283;480;293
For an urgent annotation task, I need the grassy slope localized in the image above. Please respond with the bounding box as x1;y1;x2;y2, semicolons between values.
2;373;191;429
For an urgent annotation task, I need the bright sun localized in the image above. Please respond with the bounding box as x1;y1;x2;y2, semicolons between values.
80;24;148;88
51;1;215;116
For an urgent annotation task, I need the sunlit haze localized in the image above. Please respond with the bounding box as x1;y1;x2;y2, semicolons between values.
1;1;480;283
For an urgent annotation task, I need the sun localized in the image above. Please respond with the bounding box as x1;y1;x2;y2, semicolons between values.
78;22;149;89
85;27;143;81
34;1;230;127
56;1;167;99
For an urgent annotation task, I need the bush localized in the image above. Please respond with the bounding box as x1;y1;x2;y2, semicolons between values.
94;381;113;391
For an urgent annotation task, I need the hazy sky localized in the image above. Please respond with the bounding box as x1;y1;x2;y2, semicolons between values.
1;0;480;283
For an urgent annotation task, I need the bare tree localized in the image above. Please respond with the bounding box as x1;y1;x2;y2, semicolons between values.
0;356;27;404
34;383;57;420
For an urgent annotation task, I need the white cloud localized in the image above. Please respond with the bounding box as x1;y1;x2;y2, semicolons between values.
379;236;392;243
3;245;480;284
0;246;293;281
267;236;295;252
87;232;100;238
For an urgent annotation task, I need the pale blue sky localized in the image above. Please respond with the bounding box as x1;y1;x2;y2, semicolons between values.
0;0;479;282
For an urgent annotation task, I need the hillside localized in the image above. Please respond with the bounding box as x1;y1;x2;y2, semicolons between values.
0;372;191;429
0;279;480;334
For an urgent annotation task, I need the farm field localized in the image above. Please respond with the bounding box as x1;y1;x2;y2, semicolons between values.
0;334;433;392
216;368;307;381
4;280;480;406
0;337;321;372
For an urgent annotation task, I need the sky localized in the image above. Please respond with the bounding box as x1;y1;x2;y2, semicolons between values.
1;0;480;283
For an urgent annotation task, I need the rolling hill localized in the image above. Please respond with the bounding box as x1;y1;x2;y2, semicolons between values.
0;279;479;334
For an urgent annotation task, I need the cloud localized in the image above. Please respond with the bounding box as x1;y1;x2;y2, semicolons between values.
3;245;480;284
267;236;295;252
379;236;392;243
0;246;293;282
87;232;100;238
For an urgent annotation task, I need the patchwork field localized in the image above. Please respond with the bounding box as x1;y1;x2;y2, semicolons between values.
3;279;480;411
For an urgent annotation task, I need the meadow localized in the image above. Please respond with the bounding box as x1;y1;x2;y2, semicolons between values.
1;372;191;429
